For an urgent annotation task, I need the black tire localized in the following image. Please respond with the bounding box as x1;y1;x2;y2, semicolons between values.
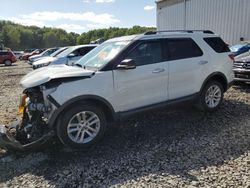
197;80;224;112
56;103;107;149
4;60;12;66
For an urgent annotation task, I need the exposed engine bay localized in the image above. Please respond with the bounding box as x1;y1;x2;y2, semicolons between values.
0;87;55;151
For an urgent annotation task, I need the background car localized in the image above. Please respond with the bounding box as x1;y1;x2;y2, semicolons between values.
49;47;69;57
13;51;24;59
0;51;17;66
233;53;250;82
235;50;250;59
230;42;250;56
20;49;44;61
32;44;97;69
28;47;59;64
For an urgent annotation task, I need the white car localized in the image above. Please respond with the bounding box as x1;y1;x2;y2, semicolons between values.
32;45;97;69
0;30;234;150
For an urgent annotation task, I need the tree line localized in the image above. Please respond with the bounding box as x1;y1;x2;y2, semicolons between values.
0;21;155;51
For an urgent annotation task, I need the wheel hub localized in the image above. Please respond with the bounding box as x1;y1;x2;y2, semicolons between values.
67;111;101;144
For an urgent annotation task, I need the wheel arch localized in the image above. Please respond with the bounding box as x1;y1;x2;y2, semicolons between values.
4;59;12;64
48;95;116;128
200;72;228;93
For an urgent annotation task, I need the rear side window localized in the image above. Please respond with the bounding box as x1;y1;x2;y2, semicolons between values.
165;38;203;61
204;37;230;53
0;52;8;55
127;40;162;66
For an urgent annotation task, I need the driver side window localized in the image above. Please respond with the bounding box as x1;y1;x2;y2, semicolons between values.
127;40;162;66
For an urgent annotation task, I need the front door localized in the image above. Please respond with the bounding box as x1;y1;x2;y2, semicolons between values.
113;40;169;112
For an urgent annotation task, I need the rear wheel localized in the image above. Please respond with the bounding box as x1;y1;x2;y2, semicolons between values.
57;103;107;149
4;60;12;66
198;81;224;112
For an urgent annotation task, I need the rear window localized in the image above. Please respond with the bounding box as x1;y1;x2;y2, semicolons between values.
204;37;230;53
165;38;203;61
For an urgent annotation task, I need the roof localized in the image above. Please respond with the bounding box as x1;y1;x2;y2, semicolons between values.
107;35;141;42
106;30;217;42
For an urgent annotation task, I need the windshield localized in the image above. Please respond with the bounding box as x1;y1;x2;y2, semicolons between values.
50;47;68;57
76;41;130;69
57;46;77;58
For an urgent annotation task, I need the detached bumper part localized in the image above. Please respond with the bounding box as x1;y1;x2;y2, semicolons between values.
0;124;54;151
0;124;23;151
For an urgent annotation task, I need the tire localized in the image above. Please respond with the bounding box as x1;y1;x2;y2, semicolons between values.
56;103;107;149
197;80;224;112
4;60;12;66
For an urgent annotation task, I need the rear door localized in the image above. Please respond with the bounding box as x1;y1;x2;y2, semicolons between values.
113;39;169;112
165;38;205;100
0;52;7;64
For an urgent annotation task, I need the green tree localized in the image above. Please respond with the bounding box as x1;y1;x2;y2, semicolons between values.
0;20;156;50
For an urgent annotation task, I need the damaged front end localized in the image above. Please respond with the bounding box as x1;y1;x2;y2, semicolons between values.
0;87;56;151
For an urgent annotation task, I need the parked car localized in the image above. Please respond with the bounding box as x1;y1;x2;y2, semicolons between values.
32;45;97;69
233;53;250;82
0;51;17;66
29;47;69;68
24;49;36;53
234;50;250;59
20;49;44;61
28;47;59;64
230;42;250;56
13;51;24;59
0;30;234;151
49;47;69;57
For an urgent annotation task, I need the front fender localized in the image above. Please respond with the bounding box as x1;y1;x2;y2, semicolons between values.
47;95;116;128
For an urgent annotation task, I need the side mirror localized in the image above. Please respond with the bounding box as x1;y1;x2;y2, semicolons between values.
68;53;76;58
117;59;136;70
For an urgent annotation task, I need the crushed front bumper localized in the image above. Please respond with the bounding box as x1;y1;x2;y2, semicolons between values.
0;123;54;152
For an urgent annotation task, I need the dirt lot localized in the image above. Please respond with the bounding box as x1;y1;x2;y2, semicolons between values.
0;62;250;188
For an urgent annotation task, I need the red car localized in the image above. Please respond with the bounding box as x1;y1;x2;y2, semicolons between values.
0;51;17;66
21;49;43;61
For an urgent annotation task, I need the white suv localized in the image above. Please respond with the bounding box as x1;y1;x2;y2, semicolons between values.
0;30;234;150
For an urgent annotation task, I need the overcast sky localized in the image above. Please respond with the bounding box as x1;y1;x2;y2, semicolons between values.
1;0;156;34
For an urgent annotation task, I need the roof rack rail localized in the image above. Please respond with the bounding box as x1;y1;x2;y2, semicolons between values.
144;30;214;35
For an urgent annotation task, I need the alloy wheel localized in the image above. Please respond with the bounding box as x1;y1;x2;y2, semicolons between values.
67;111;101;144
205;85;222;108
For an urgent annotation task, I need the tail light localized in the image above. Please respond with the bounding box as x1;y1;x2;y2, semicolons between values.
228;54;235;61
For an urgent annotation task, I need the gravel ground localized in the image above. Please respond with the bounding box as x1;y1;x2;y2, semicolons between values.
0;62;250;188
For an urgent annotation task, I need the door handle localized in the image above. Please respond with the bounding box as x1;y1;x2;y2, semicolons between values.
152;68;165;73
198;60;208;65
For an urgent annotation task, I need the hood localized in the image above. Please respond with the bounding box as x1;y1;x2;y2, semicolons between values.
235;55;250;62
33;57;57;66
30;54;42;60
20;64;95;88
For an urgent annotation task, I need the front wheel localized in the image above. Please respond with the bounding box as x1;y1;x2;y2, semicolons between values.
198;81;224;112
57;103;107;149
